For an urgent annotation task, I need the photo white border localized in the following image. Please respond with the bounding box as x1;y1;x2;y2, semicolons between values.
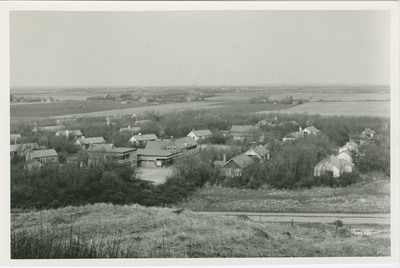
1;1;399;267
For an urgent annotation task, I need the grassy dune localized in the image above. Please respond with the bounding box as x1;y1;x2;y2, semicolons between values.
11;203;390;258
177;174;390;213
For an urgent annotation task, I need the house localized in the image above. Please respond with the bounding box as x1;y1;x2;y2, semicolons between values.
24;159;43;172
119;126;141;133
187;129;213;141
10;143;39;159
46;97;54;102
55;129;84;139
129;133;158;147
245;145;270;161
256;117;278;127
27;149;59;165
32;125;66;133
339;141;358;154
336;150;353;163
282;132;303;142
221;153;258;178
87;144;138;167
137;149;180;167
76;137;106;150
139;96;148;103
145;137;199;156
10;134;21;144
314;155;354;177
363;128;376;139
354;134;370;145
301;126;321;136
229;125;259;141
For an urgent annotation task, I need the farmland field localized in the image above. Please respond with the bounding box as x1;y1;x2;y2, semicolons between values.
257;101;390;118
10;100;226;119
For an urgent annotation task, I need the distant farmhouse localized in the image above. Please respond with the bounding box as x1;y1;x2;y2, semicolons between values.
10;143;40;159
129;133;158;147
283;126;321;143
87;144;137;167
76;137;106;150
314;154;354;178
26;149;59;165
187;129;213;141
119;125;141;133
229;125;259;141
55;129;84;139
220;145;270;178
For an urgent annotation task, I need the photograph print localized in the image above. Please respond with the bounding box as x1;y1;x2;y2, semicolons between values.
3;1;399;265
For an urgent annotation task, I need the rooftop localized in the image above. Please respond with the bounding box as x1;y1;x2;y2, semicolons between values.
30;149;58;158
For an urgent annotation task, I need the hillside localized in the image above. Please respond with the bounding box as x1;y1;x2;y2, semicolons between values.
11;203;390;258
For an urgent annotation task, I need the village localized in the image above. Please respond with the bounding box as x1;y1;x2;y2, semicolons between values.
10;111;384;184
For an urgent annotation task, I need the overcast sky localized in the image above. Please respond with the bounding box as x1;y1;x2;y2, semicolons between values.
10;10;391;88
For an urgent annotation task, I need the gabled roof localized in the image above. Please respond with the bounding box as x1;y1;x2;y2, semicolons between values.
145;140;169;150
87;144;137;154
304;126;321;133
190;129;213;137
77;137;106;145
284;132;303;139
130;134;158;142
10;143;39;152
167;137;198;150
347;141;358;149
338;150;352;157
31;149;58;158
246;145;270;158
230;125;258;132
224;153;256;169
321;155;354;169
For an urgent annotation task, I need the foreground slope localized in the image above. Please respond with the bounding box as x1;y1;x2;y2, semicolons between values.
11;203;390;258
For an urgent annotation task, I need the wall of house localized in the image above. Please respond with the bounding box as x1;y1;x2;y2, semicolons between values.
314;162;340;177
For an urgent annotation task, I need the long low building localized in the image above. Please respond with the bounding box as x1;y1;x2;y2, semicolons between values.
137;149;180;167
87;144;137;167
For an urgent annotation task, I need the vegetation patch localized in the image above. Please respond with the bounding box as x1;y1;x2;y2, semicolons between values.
11;203;390;258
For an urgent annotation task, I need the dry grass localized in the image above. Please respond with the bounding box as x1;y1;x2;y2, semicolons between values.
177;176;390;213
137;167;174;185
11;203;390;258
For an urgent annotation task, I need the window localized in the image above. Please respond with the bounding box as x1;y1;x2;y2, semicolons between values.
235;169;241;177
51;157;56;162
325;170;334;177
172;146;177;151
39;158;46;164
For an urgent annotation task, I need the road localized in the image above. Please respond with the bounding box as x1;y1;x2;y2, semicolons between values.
202;212;390;225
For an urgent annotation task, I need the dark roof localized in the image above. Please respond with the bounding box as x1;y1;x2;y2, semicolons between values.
145;140;169;150
87;144;137;154
31;149;58;158
10;143;39;152
304;126;321;133
190;130;213;137
230;125;258;132
223;153;256;169
130;134;158;142
247;145;270;157
77;137;106;145
167;137;198;150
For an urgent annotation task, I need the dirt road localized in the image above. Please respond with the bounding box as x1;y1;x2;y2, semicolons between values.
204;212;390;225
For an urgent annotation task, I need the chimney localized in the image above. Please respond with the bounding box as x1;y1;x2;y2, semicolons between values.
171;136;174;141
14;139;17;145
223;153;226;165
139;133;142;136
128;125;131;129
299;126;302;133
161;137;163;141
66;129;69;138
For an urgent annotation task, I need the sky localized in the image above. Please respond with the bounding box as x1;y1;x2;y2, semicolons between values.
10;10;391;88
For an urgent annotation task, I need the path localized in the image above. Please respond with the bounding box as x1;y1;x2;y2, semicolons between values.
203;212;390;225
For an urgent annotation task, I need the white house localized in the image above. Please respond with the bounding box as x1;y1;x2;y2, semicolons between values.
314;155;354;177
187;129;213;141
301;126;321;136
55;129;84;139
129;133;158;146
336;150;353;163
339;141;358;154
245;145;270;161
